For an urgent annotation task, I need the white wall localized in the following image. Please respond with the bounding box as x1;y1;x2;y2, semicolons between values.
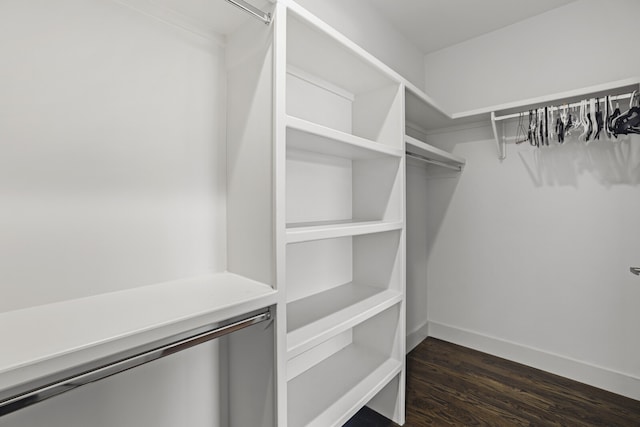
0;0;229;425
290;0;426;90
424;126;640;399
424;0;640;113
0;0;227;311
419;0;640;399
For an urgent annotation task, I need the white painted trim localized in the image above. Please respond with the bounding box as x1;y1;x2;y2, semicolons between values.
273;3;289;425
428;321;640;401
112;0;226;46
406;321;429;353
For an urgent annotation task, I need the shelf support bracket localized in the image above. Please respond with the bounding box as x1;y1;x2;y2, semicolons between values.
491;111;506;161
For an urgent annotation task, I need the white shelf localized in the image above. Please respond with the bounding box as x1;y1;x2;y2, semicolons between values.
287;282;401;358
286;5;403;148
287;344;401;427
286;220;403;244
0;273;277;391
487;77;640;159
463;76;640;119
287;116;403;159
404;84;489;133
405;134;466;168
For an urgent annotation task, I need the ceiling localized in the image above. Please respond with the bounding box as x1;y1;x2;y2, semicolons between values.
136;0;577;51
367;0;577;54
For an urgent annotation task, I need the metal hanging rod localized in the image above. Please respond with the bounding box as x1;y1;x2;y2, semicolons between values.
225;0;271;24
494;92;635;122
0;309;271;417
406;152;463;171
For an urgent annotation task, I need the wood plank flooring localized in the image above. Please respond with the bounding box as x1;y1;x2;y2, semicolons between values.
344;338;640;426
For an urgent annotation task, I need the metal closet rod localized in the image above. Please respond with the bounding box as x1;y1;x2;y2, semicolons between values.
225;0;272;24
0;309;271;417
406;152;463;171
494;92;635;122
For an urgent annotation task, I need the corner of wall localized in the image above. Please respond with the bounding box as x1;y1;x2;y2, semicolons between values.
428;322;640;401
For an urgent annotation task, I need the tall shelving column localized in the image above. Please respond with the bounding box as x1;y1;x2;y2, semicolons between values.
402;85;467;355
275;3;406;426
226;7;279;427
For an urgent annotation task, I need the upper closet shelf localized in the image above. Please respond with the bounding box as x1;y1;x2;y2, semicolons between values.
487;77;640;160
0;273;277;393
404;84;490;134
287;116;403;159
405;70;640;161
405;135;465;171
286;5;403;149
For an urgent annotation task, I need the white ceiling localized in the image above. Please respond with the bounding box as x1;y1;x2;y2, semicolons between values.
368;0;577;54
137;0;577;50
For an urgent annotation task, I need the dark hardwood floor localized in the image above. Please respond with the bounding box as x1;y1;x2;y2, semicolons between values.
345;338;640;426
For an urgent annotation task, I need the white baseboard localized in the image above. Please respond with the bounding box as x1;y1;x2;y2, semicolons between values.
427;321;640;401
406;321;429;353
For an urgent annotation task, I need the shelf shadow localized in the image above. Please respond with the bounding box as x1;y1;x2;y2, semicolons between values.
518;134;640;188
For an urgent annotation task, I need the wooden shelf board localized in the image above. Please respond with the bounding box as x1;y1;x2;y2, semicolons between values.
0;273;277;391
287;283;401;358
405;135;465;166
287;344;401;427
286;220;402;244
287;116;403;159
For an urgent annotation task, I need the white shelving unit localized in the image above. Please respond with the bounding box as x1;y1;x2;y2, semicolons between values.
404;86;467;173
287;305;403;427
403;82;467;356
0;273;277;399
276;3;406;425
1;1;282;422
